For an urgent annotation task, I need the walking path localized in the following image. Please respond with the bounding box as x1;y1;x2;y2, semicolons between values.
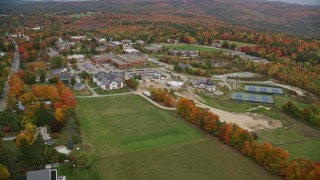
76;92;133;98
134;91;176;110
84;80;98;96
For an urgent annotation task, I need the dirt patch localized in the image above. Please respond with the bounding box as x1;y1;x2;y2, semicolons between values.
176;92;283;132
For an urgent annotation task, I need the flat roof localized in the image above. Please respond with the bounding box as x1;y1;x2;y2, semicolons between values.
93;54;145;64
124;48;139;53
117;54;145;62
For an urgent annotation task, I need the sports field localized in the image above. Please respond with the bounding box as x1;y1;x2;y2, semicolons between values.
162;43;221;52
61;95;280;179
230;92;275;104
245;85;284;95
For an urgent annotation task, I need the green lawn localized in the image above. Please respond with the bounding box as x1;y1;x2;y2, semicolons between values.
73;89;93;96
217;40;257;47
65;95;280;180
274;94;312;110
87;80;98;89
278;140;320;162
162;43;221;52
93;87;129;95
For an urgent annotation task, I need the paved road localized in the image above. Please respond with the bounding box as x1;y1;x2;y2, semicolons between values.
0;44;19;112
2;136;16;141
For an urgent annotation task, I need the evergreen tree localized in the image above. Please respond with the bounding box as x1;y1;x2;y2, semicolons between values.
67;138;74;150
36;103;53;126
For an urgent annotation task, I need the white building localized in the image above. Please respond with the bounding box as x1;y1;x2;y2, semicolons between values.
166;81;184;89
192;79;216;92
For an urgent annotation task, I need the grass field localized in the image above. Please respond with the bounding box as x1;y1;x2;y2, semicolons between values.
62;95;280;179
199;93;320;161
93;87;129;95
278;139;320;162
161;43;221;52
217;40;257;47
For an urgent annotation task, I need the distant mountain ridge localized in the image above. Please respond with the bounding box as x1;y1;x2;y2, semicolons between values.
0;0;319;36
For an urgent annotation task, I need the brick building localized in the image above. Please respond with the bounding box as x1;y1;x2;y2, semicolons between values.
91;54;146;69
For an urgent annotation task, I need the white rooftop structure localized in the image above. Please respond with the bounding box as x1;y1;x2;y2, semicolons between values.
123;48;139;54
67;54;85;60
167;81;184;88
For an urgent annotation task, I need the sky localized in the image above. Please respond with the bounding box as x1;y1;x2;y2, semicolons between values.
267;0;320;5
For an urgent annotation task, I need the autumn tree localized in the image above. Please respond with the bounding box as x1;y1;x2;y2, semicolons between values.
19;92;37;107
0;164;10;180
60;87;77;107
15;123;37;147
55;108;64;122
286;159;320;180
163;94;175;107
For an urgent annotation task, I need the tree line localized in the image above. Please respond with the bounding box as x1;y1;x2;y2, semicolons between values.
176;97;320;179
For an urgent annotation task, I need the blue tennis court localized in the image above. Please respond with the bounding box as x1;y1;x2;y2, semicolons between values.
245;85;284;95
230;92;275;104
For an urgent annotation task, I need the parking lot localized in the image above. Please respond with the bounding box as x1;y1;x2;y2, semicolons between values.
77;59;121;74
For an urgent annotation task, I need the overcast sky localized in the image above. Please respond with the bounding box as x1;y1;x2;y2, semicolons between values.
267;0;320;5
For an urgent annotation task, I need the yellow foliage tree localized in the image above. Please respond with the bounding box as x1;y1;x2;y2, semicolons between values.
0;163;10;180
55;108;64;122
15;123;36;147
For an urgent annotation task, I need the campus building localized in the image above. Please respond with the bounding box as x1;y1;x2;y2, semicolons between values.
91;54;146;69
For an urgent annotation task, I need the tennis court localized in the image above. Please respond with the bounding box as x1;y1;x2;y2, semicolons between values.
245;85;284;95
230;92;275;104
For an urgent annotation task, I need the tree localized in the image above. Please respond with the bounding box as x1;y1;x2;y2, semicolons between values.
36;103;54;127
19;134;46;166
0;164;10;180
71;77;76;86
67;138;74;150
163;94;175;107
55;108;64;122
50;56;64;68
286;159;320;179
80;71;89;80
19;92;37;107
40;71;46;82
126;79;139;90
221;41;230;49
66;117;77;135
60;87;77;107
230;43;237;50
50;120;63;133
2;67;10;78
174;65;183;72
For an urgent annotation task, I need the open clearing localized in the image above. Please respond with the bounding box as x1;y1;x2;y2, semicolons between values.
199;93;320;162
61;95;281;179
161;43;221;52
278;139;320;162
216;39;257;47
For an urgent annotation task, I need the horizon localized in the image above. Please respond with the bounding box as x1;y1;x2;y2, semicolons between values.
266;0;320;5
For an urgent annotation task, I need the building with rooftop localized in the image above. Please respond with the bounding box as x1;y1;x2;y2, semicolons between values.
55;39;74;52
69;36;87;42
170;50;199;58
192;78;216;92
144;44;162;54
27;169;65;180
93;71;125;91
91;54;146;69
